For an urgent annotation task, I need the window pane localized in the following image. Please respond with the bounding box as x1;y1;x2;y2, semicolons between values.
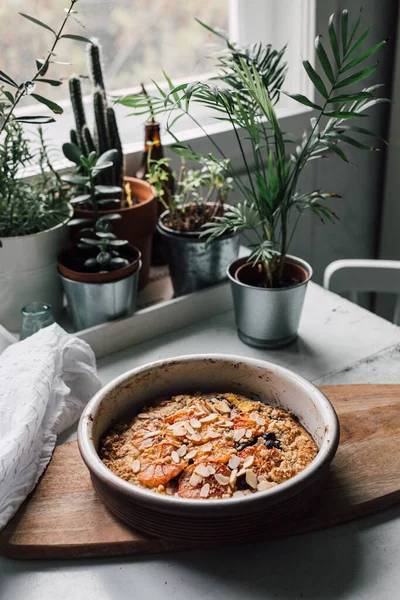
1;0;229;102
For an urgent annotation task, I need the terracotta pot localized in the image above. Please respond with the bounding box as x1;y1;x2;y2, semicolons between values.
71;177;156;289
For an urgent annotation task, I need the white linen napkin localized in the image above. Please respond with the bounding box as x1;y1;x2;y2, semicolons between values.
0;323;101;530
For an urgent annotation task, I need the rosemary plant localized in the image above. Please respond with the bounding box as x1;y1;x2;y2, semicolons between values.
118;10;389;287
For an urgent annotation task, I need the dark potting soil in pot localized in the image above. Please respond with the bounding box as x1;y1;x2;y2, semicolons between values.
162;203;225;233
235;260;309;289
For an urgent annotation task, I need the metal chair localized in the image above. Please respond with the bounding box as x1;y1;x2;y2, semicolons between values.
323;259;400;325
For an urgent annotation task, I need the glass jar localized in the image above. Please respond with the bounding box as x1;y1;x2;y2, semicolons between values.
20;302;55;340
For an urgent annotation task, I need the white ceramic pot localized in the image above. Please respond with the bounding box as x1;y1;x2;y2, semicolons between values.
0;210;71;332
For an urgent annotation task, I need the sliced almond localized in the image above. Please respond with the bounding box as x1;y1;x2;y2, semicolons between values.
218;419;234;427
256;415;266;426
177;444;187;457
195;464;211;478
137;413;148;419
143;430;162;439
131;459;141;473
229;468;238;487
214;473;230;486
257;480;275;491
190;418;201;429
189;473;202;487
185;422;195;435
233;428;246;442
245;469;258;489
228;455;241;470
250;412;258;422
208;429;221;439
171;450;180;464
246;429;253;438
232;490;245;498
172;425;187;437
215;401;230;414
243;455;254;469
201;442;213;452
188;433;202;442
200;413;218;423
185;449;198;460
200;483;210;498
141;438;153;448
208;465;216;475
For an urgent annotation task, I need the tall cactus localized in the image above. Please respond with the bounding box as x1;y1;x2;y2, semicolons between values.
68;40;124;188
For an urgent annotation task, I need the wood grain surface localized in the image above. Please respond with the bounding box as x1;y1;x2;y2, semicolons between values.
1;384;400;560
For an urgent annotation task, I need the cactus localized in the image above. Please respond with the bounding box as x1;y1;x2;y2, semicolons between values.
68;41;124;188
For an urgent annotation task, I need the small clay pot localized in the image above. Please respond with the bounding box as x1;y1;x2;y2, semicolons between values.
58;244;141;284
71;177;156;289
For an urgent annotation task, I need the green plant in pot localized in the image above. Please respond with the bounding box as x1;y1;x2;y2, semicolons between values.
58;143;141;330
119;10;389;347
0;0;93;331
67;40;156;289
147;153;239;296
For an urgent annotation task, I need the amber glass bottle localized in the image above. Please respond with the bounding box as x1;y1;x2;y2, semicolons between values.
135;119;174;265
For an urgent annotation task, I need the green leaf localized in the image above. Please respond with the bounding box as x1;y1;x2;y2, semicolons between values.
95;232;116;239
282;92;322;110
60;34;93;44
169;143;201;161
37;78;62;86
346;10;363;52
342;39;387;73
92;161;114;174
81;238;100;247
108;239;129;247
62;173;89;186
31;93;63;114
345;26;371;61
19;13;56;35
84;258;98;269
110;257;130;268
327;142;349;162
62;142;83;165
94;185;123;195
162;70;181;108
97;199;121;207
324;109;367;119
13;115;55;124
36;59;49;76
0;70;18;88
70;194;91;205
68;218;93;227
335;65;377;89
339;124;387;144
328;13;341;68
302;60;328;99
328;92;372;104
97;149;119;166
3;90;14;103
315;36;334;84
341;10;348;54
98;213;122;222
334;133;377;150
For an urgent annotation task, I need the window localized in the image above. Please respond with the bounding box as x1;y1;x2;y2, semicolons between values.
3;0;315;160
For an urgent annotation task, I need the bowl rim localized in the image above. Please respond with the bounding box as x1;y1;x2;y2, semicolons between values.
78;354;340;512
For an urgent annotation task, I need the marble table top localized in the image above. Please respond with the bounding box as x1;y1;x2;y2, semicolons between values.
2;282;400;600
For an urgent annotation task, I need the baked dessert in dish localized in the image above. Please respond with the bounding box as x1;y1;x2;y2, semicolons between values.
99;392;318;499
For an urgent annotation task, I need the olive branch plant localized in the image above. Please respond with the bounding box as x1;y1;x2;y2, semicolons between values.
118;10;389;287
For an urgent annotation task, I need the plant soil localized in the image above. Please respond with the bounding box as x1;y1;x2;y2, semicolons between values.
162;203;225;233
235;259;309;289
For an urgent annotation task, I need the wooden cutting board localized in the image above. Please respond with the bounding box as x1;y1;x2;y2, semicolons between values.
1;384;400;560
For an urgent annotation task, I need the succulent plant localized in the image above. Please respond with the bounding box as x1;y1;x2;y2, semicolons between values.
68;40;124;189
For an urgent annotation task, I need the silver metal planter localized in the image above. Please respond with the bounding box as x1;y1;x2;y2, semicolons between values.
61;269;140;331
158;210;239;297
227;255;312;349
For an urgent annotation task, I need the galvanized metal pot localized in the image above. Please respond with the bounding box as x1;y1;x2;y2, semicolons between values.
157;207;239;297
58;246;141;331
227;255;313;349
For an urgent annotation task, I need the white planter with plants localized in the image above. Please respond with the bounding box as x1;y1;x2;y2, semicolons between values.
0;0;95;331
120;10;389;347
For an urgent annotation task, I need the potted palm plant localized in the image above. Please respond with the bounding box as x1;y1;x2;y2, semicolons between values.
67;41;156;289
147;154;239;296
0;0;93;331
118;10;389;347
58;143;141;330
